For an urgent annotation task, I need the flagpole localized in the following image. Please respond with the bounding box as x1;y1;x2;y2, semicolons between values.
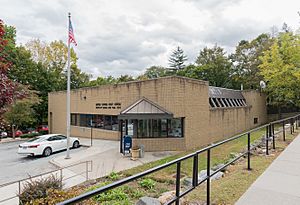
65;12;71;159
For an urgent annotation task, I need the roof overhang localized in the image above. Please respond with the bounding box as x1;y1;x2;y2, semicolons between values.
118;97;173;120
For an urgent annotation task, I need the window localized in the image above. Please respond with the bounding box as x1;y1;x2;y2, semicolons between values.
254;118;258;124
71;114;79;126
112;116;119;131
209;97;247;108
136;118;184;138
104;116;112;130
71;113;118;131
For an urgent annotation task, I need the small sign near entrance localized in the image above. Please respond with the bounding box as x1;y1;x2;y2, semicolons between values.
122;135;132;154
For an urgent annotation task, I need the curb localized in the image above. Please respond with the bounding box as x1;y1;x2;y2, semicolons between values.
49;159;64;169
0;138;28;144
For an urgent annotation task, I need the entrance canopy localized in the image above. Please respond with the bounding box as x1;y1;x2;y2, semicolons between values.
118;97;173;120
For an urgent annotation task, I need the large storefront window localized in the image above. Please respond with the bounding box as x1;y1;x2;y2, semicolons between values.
135;118;184;138
71;113;118;131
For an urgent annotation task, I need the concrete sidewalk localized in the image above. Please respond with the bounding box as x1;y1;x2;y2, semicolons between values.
51;138;177;181
236;134;300;205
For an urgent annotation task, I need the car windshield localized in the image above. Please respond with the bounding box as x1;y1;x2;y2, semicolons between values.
27;137;45;142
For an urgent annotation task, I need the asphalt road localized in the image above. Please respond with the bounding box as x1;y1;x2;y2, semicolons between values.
0;140;86;185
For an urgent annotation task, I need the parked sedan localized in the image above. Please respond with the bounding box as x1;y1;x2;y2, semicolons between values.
18;134;80;157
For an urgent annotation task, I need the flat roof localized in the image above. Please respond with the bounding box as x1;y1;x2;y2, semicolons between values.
209;86;245;99
49;76;208;94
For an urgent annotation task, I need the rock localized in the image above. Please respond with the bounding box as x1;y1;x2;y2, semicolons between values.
158;191;175;204
183;177;192;187
212;163;226;172
182;170;224;187
158;191;187;204
198;169;224;182
136;196;161;205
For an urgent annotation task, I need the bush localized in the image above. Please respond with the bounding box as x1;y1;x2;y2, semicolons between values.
108;172;120;181
87;182;130;204
20;133;40;138
19;174;62;204
138;178;156;190
39;130;48;135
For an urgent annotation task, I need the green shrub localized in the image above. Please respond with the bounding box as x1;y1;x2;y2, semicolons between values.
138;178;156;190
108;171;120;180
87;182;130;204
19;175;62;204
20;133;40;138
39;130;48;135
131;189;144;199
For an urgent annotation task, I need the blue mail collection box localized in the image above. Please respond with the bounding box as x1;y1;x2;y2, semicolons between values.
122;135;132;154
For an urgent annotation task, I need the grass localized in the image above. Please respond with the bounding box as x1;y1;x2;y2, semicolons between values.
31;124;298;204
185;130;297;204
122;127;267;180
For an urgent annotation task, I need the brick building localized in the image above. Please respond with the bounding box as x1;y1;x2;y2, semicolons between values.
48;76;267;151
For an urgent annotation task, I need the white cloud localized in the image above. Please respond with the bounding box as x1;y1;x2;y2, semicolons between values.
1;0;299;78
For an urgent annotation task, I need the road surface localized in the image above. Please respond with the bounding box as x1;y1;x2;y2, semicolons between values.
0;140;85;184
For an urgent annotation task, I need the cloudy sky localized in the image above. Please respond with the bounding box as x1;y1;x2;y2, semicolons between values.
1;0;299;78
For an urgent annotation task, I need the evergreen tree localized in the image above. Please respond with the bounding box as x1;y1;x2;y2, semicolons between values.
168;46;188;71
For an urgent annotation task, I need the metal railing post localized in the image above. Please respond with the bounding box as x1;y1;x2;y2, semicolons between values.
272;124;275;149
247;133;251;170
283;121;286;141
293;119;295;133
207;149;211;205
86;161;89;181
175;162;181;205
60;169;63;188
18;181;21;204
290;119;293;134
192;154;199;187
266;125;269;155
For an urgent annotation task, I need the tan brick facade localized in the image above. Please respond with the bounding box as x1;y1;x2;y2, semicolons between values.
48;76;267;151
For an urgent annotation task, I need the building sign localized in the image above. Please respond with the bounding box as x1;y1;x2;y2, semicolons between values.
96;102;121;109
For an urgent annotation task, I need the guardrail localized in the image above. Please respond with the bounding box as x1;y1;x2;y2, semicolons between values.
57;114;299;204
0;160;92;204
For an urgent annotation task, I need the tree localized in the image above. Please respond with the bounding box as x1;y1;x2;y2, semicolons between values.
4;93;39;138
9;39;90;123
194;45;233;87
259;32;300;116
116;75;134;83
85;76;117;87
140;66;168;79
0;20;26;127
168;46;188;71
230;34;273;89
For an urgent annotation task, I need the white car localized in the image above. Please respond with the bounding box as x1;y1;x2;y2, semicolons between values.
18;134;80;157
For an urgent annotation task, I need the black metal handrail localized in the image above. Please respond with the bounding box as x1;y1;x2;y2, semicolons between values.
57;114;300;205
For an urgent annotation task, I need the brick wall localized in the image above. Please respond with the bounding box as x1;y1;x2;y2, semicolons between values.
48;76;267;151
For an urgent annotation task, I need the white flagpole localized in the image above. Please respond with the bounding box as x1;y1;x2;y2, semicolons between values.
65;12;71;159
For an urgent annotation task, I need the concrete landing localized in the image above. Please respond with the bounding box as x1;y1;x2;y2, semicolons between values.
236;134;300;205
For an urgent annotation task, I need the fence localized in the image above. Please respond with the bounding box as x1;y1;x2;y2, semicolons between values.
0;160;92;205
57;114;300;205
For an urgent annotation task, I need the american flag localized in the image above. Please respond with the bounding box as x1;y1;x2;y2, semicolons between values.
68;18;77;46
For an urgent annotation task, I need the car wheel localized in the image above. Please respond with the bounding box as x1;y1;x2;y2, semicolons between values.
72;141;80;148
43;147;52;157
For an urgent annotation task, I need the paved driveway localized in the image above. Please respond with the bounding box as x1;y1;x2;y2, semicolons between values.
0;141;86;185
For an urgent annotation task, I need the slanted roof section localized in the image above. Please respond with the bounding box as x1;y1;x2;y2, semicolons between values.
118;97;173;119
209;86;245;99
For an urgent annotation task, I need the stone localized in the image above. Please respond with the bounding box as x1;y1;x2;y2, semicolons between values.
136;196;161;205
212;163;226;172
183;177;193;187
198;169;224;182
158;191;187;204
158;191;175;204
